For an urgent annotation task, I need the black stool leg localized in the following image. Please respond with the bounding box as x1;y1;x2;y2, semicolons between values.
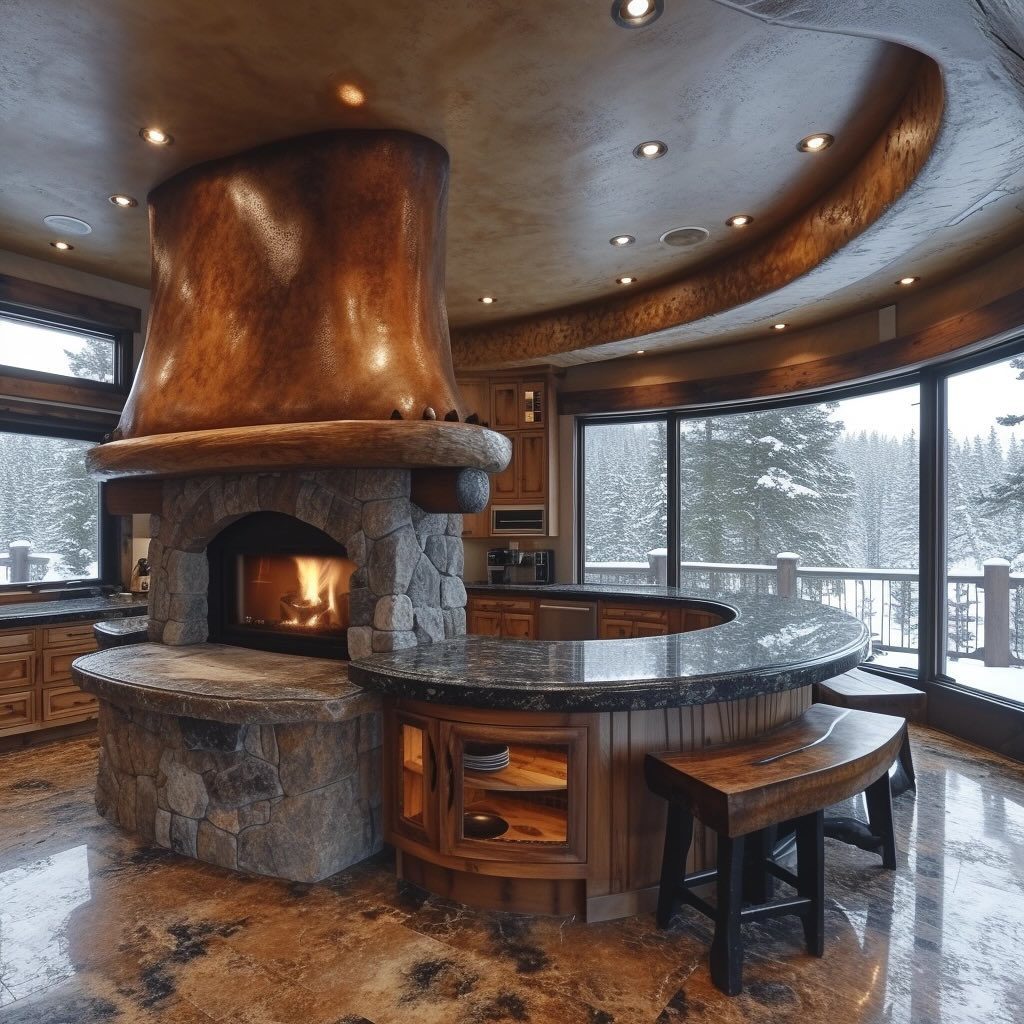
656;803;693;928
710;834;745;996
796;811;825;957
743;826;776;904
865;773;897;869
890;730;916;796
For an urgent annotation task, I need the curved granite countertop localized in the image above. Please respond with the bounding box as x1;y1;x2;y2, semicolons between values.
349;584;870;712
93;615;149;637
0;594;147;628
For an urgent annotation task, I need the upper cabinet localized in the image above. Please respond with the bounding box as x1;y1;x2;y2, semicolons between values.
456;372;560;539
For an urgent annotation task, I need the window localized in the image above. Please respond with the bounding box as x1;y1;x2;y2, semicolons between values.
581;419;667;585
0;311;118;385
943;354;1024;702
0;430;101;587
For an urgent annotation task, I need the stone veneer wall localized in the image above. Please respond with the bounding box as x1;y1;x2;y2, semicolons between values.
146;469;467;656
95;700;382;882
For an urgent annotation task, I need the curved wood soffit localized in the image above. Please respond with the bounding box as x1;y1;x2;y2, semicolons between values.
118;130;471;439
451;56;944;368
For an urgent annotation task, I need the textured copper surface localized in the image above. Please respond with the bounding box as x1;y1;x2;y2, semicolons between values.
118;131;468;438
1;726;1022;1021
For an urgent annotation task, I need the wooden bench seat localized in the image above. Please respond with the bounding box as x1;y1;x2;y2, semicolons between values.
646;704;905;995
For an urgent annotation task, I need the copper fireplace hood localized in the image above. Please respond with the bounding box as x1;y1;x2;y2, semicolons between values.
87;130;510;487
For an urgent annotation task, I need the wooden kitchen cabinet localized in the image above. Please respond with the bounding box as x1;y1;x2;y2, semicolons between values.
517;431;546;501
490;382;519;431
466;595;537;639
0;619;102;739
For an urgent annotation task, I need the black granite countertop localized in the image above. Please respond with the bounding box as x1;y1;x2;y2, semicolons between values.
0;595;148;629
350;584;870;712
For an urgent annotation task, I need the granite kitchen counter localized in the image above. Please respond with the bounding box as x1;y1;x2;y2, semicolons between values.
349;585;870;712
0;594;148;628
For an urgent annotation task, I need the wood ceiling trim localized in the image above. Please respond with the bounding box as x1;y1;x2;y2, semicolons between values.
0;273;142;333
452;56;942;369
558;284;1024;416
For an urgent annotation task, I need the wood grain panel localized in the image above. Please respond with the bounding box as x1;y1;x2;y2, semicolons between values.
42;685;98;722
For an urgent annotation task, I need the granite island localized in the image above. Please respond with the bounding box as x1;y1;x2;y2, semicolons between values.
348;583;870;920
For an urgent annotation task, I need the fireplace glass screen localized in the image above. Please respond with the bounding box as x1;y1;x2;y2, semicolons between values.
234;554;355;637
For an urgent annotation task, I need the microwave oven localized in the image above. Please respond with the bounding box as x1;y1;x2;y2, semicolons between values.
490;505;546;535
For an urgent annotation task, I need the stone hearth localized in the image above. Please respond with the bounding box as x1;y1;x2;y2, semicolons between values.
146;467;467;655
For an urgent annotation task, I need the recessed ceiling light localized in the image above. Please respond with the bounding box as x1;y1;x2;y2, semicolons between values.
772;323;788;331
109;194;138;208
726;214;754;228
797;133;834;153
49;240;74;251
633;140;667;160
478;296;497;304
636;349;646;355
616;276;637;285
896;276;919;286
139;126;173;146
609;234;635;246
612;0;664;29
337;83;366;107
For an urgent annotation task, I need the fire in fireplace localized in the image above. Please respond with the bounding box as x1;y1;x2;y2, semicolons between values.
207;512;355;658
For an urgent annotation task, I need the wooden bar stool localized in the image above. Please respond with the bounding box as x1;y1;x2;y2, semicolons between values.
815;668;926;796
645;704;905;995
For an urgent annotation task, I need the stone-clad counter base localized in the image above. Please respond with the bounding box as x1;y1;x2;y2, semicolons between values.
77;644;383;884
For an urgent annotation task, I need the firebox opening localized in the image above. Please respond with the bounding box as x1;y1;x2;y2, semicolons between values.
207;512;354;659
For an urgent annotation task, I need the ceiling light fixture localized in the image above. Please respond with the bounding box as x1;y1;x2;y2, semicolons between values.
478;296;497;304
139;126;173;146
633;140;667;159
797;132;834;153
636;349;646;354
772;323;788;331
49;240;74;251
616;276;637;285
726;214;754;228
610;234;635;246
896;276;919;286
109;194;138;208
337;83;366;107
42;214;91;235
612;0;664;29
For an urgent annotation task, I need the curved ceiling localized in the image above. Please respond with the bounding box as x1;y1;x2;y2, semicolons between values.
1;1;1022;369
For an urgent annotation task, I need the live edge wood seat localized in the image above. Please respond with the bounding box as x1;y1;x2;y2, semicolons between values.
815;667;926;796
645;704;905;995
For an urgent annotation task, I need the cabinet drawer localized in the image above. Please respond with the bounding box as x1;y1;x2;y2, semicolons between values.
603;605;669;623
0;651;34;690
45;622;99;647
42;685;98;722
42;644;96;684
0;628;36;654
0;690;34;733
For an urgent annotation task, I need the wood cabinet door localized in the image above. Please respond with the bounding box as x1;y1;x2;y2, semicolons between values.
490;383;519;431
634;620;670;638
385;709;439;846
42;643;96;684
0;629;35;654
599;617;634;640
460;510;488;539
501;612;536;640
0;690;34;734
468;609;503;636
440;721;587;864
42;685;98;722
517;431;546;501
491;433;519;500
456;378;490;426
0;651;34;691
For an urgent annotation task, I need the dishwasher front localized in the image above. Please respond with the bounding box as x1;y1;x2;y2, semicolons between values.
537;599;598;641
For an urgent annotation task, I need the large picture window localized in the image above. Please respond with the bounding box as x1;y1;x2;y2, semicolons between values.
0;430;101;587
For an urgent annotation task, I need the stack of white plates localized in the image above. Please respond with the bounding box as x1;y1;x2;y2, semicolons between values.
464;742;510;773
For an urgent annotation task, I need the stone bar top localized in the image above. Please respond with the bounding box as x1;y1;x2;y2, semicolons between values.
0;594;148;628
349;584;871;712
94;615;149;638
73;643;378;725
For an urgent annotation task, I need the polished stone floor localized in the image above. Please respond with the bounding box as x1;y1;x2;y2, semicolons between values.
0;725;1022;1024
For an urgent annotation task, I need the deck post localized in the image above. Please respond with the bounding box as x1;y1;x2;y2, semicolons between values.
9;540;30;584
983;558;1011;668
776;552;800;599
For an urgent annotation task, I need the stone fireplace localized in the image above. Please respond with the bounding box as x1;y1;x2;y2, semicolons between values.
147;468;467;659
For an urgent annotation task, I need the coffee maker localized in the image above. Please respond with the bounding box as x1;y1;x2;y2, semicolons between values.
487;548;555;585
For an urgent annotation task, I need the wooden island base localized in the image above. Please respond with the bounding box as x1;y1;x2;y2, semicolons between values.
384;686;812;921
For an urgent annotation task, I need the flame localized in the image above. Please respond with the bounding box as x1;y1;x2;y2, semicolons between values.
291;556;349;628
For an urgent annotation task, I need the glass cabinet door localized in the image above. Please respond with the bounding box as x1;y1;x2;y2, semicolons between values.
441;724;587;863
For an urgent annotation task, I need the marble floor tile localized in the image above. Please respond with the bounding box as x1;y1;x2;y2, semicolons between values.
0;727;1022;1023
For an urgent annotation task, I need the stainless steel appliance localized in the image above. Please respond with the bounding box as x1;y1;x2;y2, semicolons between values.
491;505;545;535
537;600;597;641
488;548;555;585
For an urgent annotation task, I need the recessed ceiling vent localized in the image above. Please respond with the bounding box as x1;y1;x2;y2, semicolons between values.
660;226;709;248
42;215;92;235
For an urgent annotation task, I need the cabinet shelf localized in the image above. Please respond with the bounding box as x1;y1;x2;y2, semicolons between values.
465;793;568;844
406;744;567;792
